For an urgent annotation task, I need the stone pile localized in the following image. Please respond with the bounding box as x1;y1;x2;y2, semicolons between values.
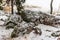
3;10;60;38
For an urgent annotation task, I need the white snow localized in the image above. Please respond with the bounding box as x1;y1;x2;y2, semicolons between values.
0;21;4;25
24;0;60;13
0;24;60;40
0;27;13;40
0;16;8;20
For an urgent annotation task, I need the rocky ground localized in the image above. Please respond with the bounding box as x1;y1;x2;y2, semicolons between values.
0;24;60;40
0;10;60;40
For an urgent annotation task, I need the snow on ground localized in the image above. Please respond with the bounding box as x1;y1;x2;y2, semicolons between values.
0;27;13;40
24;0;60;13
12;24;60;40
0;24;60;40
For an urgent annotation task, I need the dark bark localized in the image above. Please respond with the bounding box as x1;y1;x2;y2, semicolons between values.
0;0;2;3
15;0;31;22
6;0;10;4
50;0;53;14
11;0;13;14
0;0;3;10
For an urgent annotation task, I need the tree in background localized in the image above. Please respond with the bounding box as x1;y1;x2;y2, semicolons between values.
50;0;53;14
15;0;31;22
11;0;13;14
0;0;2;4
0;0;11;10
0;0;3;10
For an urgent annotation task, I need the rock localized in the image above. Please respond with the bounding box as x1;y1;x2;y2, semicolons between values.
11;26;26;38
4;10;60;38
46;30;51;32
0;21;4;26
0;15;8;21
28;22;35;27
4;14;23;29
0;10;5;15
5;10;60;29
57;38;60;40
51;31;60;37
25;10;60;27
9;14;23;23
6;21;17;29
11;22;42;38
19;21;29;28
33;27;42;35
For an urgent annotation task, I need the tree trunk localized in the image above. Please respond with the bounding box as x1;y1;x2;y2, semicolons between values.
0;0;2;3
50;0;53;14
11;0;13;14
15;0;31;22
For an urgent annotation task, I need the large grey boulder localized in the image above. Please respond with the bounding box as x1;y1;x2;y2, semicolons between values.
51;30;60;37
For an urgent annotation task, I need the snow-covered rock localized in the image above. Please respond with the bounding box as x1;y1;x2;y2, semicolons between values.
0;15;8;21
0;23;60;40
0;21;4;26
0;24;60;40
0;27;13;40
0;10;5;15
